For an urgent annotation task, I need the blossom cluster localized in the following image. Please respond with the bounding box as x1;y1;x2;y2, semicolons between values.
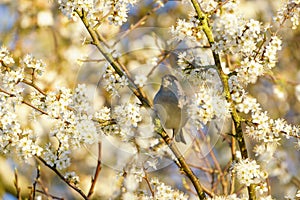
43;143;71;170
207;194;247;200
262;36;282;69
113;103;142;141
177;51;195;72
234;90;300;190
172;0;281;88
0;47;45;160
57;0;140;26
211;2;263;56
235;56;272;86
211;1;282;86
1;46;102;170
21;54;46;76
64;171;80;186
235;92;300;142
170;17;205;42
199;0;218;13
207;193;273;200
0;47;24;95
107;0;133;26
94;106;111;122
233;158;268;186
232;156;275;199
0;46;15;67
188;84;231;129
121;174;189;200
274;0;300;29
58;0;95;21
31;84;98;144
93;104;170;173
148;178;189;200
57;0;113;26
121;164;145;198
174;0;282;87
29;84;98;170
176;51;212;74
232;86;300;174
102;65;128;96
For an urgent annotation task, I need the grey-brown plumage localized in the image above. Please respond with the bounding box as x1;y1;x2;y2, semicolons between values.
153;75;188;144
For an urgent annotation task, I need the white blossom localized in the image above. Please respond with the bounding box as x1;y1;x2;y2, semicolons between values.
102;65;128;96
150;178;189;200
0;46;15;67
64;171;80;185
21;54;46;76
134;75;147;88
188;86;230;129
170;16;205;42
233;158;267;186
114;103;142;128
274;0;300;29
16;130;43;161
124;173;140;192
263;36;282;68
94;106;111;121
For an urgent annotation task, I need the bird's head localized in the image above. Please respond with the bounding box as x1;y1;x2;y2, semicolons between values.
161;75;180;91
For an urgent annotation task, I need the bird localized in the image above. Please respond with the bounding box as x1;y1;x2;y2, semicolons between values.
153;75;188;144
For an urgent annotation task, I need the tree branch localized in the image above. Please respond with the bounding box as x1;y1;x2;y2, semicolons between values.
154;119;206;199
76;8;207;200
190;0;255;199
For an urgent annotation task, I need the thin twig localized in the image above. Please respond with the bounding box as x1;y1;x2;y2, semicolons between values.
198;129;228;194
111;1;164;48
87;142;102;198
291;176;300;188
194;138;214;181
36;178;56;200
0;87;52;117
34;189;64;200
37;156;88;200
146;41;182;78
230;121;237;194
77;58;106;63
21;79;47;95
146;50;171;78
14;169;21;200
208;137;227;193
31;165;40;200
188;163;216;174
143;172;155;197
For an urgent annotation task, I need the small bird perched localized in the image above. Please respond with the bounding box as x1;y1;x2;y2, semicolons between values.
153;75;188;144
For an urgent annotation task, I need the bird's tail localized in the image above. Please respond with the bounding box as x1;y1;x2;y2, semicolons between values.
175;129;186;144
